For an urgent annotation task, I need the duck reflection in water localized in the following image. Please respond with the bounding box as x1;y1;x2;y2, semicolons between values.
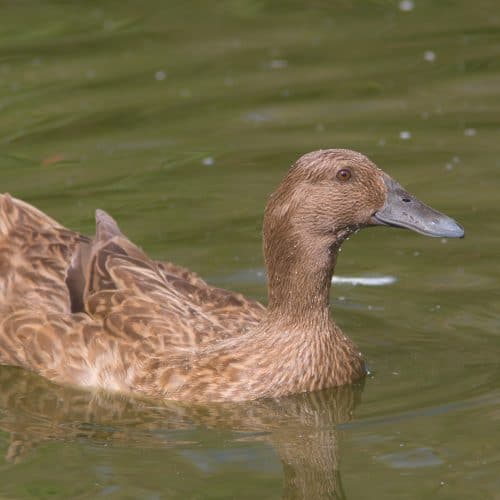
0;366;363;499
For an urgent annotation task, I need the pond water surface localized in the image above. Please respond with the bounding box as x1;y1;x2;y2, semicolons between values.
1;1;499;498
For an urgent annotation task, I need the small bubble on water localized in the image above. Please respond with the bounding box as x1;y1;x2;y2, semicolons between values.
202;156;215;166
155;70;167;81
399;130;411;140
413;250;420;256
399;0;414;11
441;238;448;244
269;59;288;69
445;163;454;171
452;156;460;163
423;50;436;62
464;127;476;136
244;111;270;123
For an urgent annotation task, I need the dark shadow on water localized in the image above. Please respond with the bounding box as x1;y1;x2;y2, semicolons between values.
0;366;364;499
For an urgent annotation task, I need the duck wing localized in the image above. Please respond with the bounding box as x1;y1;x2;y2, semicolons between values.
71;209;264;348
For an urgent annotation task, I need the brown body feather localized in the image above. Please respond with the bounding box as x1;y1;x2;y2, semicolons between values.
0;149;455;402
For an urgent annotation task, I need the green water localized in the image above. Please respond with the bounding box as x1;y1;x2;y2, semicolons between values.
1;1;499;498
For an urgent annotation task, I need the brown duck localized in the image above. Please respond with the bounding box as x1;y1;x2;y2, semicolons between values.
0;149;464;402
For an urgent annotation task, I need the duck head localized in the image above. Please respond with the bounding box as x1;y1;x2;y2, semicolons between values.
264;149;464;250
263;149;464;314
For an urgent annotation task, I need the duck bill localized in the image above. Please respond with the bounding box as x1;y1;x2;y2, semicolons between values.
371;176;464;238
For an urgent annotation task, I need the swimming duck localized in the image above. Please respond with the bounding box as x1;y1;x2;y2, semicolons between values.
0;149;463;402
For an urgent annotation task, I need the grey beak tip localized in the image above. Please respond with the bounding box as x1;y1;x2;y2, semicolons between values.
452;224;465;239
434;217;464;239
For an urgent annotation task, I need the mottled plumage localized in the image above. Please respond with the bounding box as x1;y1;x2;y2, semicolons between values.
0;149;463;401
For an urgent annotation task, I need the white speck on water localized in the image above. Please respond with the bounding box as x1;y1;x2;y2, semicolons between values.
445;162;454;171
269;59;288;69
244;111;270;123
413;251;420;257
399;0;414;11
453;156;461;163
421;111;430;119
399;130;412;140
378;447;443;469
440;481;445;486
378;138;386;146
392;371;400;376
423;50;436;62
400;443;405;447
441;238;448;244
202;156;215;166
338;296;346;301
367;305;373;311
464;127;477;136
332;275;397;286
155;70;167;81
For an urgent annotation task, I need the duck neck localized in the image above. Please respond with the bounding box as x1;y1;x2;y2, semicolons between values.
264;233;340;328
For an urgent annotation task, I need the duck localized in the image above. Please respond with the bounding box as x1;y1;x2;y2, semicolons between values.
0;149;464;402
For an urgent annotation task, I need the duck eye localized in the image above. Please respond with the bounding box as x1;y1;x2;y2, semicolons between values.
336;168;352;182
